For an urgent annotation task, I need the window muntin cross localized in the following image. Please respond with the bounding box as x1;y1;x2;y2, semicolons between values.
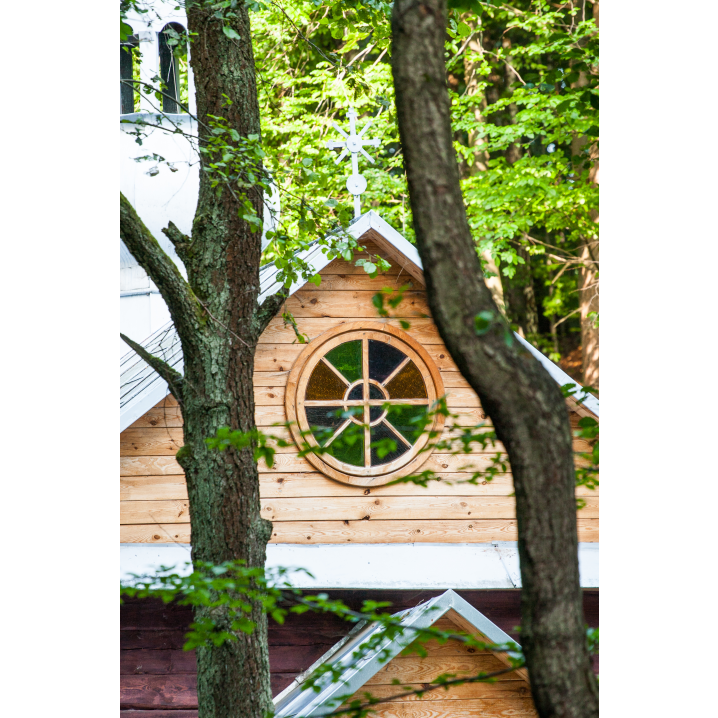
287;325;446;486
305;337;429;468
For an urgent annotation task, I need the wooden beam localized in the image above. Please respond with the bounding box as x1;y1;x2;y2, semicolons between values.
121;473;597;501
284;290;430;319
358;698;537;716
120;519;599;544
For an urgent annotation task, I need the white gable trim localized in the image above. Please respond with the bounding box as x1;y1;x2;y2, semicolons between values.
272;588;523;716
121;209;598;431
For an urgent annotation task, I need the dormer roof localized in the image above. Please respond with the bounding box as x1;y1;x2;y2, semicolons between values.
272;588;525;717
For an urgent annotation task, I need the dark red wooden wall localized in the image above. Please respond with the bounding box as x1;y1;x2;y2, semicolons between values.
121;589;598;716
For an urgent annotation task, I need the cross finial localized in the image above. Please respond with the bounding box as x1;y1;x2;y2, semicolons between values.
325;108;381;218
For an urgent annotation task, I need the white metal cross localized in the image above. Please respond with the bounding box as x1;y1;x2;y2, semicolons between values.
326;108;381;218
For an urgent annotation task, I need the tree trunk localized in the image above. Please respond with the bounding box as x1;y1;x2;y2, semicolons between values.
502;245;539;338
390;2;599;716
579;238;599;389
461;16;506;316
121;5;281;717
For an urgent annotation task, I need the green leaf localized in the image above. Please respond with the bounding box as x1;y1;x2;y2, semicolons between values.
308;274;321;286
457;22;471;37
120;20;133;43
302;157;313;167
222;25;241;40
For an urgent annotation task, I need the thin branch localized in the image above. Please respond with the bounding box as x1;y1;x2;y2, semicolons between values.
120;193;200;345
270;0;339;66
550;307;581;329
120;333;185;409
256;290;289;336
162;221;192;264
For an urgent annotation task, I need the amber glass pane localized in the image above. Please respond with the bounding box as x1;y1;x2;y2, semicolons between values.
368;340;406;382
325;340;362;383
371;422;409;466
384;361;427;399
306;361;346;401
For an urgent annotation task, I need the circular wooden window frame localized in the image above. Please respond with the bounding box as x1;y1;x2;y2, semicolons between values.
285;322;446;487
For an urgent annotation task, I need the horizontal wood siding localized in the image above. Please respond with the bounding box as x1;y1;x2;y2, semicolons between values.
121;241;599;545
349;613;538;717
120;590;598;715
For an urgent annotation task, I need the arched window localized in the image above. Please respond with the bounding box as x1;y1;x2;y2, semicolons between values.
120;29;138;114
285;324;445;486
158;23;187;113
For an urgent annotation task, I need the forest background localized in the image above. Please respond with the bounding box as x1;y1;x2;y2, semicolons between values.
129;0;599;386
259;0;599;386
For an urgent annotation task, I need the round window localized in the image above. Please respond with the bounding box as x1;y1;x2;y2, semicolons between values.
285;323;446;486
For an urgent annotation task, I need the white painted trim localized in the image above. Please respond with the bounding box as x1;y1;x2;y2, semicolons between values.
120;378;169;432
514;333;599;417
120;542;599;589
366;210;423;268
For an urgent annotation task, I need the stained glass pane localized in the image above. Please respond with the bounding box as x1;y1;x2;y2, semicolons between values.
384;361;427;399
371;422;409;466
306;361;346;401
305;406;345;429
348;384;364;401
325;340;363;383
326;422;364;466
368;384;385;422
368;340;406;383
385;404;429;445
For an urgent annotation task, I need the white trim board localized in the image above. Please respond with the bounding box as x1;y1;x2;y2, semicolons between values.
120;542;599;589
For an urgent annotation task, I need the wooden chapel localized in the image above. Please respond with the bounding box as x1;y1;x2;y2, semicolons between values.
120;210;599;716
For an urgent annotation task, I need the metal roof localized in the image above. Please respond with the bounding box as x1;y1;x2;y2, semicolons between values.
272;589;522;717
120;210;599;431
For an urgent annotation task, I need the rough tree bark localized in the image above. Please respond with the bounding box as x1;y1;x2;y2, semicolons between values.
390;2;598;716
120;6;284;717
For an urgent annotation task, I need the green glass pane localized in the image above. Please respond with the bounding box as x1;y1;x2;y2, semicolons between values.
384;361;427;399
385;404;429;445
326;422;365;467
324;340;362;383
371;421;409;466
306;360;346;401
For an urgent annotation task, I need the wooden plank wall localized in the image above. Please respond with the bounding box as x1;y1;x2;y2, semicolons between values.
120;241;599;545
351;615;536;717
120;590;599;715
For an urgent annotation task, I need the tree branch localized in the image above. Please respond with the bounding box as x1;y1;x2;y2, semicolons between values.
255;289;288;336
162;221;192;264
120;333;185;410
120;193;200;345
